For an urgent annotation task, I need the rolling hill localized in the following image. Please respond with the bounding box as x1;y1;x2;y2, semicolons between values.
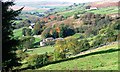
37;42;119;70
90;0;120;8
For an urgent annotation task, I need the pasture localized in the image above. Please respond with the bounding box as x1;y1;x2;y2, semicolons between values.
13;28;23;37
87;6;118;14
38;42;119;70
26;46;54;55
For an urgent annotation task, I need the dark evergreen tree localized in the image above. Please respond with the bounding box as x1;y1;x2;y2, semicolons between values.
2;1;23;71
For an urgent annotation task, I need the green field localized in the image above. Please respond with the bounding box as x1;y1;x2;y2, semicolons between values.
72;33;82;39
57;9;82;17
38;42;119;70
87;6;118;14
26;46;54;55
58;6;118;18
15;21;21;24
13;28;23;37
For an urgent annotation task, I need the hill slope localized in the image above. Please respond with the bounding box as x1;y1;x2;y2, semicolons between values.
38;42;119;70
90;0;119;8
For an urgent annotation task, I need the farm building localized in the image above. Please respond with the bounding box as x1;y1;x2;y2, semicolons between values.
55;38;64;41
40;42;46;47
90;7;98;10
86;7;98;10
40;37;54;46
40;37;64;46
43;37;54;42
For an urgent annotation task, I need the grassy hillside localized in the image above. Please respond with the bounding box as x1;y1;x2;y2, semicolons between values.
26;46;54;55
37;42;119;70
57;6;118;18
87;6;118;14
13;27;23;37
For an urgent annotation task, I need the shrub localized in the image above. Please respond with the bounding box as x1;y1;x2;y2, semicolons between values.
53;51;65;61
79;39;90;52
25;53;49;68
22;28;32;36
74;13;79;19
41;24;75;39
16;50;28;60
54;36;80;59
20;36;35;49
41;27;51;39
33;21;45;35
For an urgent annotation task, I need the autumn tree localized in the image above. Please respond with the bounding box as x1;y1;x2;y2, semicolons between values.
41;27;51;39
54;37;80;59
65;37;79;54
33;21;45;35
54;40;66;60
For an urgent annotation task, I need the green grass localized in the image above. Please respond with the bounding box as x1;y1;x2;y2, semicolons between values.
15;21;21;24
38;42;119;70
57;8;84;17
58;6;118;17
34;37;41;43
13;28;23;37
57;10;75;17
87;6;118;14
26;46;54;55
72;33;81;39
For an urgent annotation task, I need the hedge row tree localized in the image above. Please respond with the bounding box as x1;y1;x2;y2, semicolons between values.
33;21;42;35
65;37;80;54
22;28;32;36
54;37;81;60
58;24;75;38
16;50;28;61
25;53;48;68
54;40;66;60
20;36;35;49
111;20;120;30
74;13;79;19
78;39;90;52
41;24;75;39
14;19;30;29
2;1;23;71
41;27;52;39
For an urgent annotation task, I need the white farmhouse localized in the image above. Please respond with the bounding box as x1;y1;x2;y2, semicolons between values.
44;37;54;42
40;42;46;47
90;7;98;10
29;26;33;29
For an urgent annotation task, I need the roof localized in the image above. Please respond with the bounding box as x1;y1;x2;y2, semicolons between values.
31;23;35;26
55;38;64;40
46;37;54;40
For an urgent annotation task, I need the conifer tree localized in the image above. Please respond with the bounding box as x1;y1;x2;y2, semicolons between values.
2;1;23;71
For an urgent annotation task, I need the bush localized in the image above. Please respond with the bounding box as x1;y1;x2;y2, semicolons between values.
33;21;45;35
25;53;49;68
41;24;75;39
91;35;105;48
22;28;32;36
53;51;65;61
41;27;51;39
20;36;35;49
74;13;79;19
16;50;28;60
78;39;90;52
54;37;80;59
